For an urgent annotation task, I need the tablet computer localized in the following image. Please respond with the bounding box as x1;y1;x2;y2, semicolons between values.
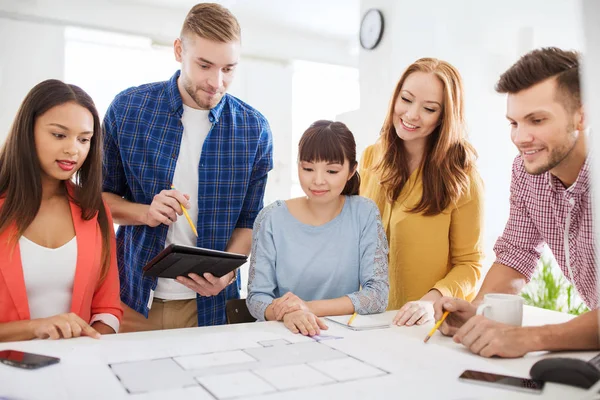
142;244;247;279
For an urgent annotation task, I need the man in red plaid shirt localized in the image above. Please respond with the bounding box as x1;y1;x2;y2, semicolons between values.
433;47;597;358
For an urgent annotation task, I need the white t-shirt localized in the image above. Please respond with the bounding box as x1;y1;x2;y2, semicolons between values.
20;236;119;333
154;105;212;300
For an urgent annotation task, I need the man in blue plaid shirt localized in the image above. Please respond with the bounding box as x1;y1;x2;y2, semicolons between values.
102;3;273;330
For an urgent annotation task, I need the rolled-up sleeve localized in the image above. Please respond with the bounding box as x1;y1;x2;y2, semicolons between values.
102;99;126;196
236;119;273;229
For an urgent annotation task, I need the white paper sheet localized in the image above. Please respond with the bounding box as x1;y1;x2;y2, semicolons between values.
325;314;391;330
309;357;386;381
175;350;257;370
196;371;276;399
253;364;334;390
110;358;197;393
128;386;213;400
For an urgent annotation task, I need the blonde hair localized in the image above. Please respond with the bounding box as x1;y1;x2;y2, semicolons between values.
180;3;241;43
374;58;477;215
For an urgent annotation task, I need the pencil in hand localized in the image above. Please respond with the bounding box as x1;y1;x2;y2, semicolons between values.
424;311;449;343
170;185;198;237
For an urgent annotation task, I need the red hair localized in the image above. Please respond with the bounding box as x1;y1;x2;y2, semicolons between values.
374;58;477;215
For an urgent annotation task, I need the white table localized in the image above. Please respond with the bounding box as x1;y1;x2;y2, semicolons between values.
0;306;594;400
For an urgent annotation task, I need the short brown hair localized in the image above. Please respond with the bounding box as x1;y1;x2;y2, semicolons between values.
298;120;360;196
496;47;581;112
180;3;241;43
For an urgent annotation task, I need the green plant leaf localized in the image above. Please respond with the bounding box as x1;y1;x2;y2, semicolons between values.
520;255;589;315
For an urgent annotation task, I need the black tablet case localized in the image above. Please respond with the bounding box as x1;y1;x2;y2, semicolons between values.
143;244;247;279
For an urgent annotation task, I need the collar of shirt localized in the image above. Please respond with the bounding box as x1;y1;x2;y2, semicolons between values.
167;70;227;124
545;153;591;196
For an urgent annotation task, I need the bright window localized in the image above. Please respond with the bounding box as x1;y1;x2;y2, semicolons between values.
290;60;359;197
64;27;178;119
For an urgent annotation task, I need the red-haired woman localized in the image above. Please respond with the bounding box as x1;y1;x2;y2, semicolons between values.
360;58;485;327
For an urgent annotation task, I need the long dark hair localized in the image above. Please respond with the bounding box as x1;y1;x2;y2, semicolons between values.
374;58;477;215
0;79;112;282
298;120;360;196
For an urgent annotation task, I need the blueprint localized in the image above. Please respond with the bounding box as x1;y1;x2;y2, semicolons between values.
110;337;389;399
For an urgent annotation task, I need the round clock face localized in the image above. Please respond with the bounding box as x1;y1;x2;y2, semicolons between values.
360;9;384;50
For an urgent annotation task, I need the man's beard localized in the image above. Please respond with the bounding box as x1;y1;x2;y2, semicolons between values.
184;79;221;110
525;122;578;175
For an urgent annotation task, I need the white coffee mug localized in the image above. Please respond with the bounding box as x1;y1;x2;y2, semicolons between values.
476;293;524;326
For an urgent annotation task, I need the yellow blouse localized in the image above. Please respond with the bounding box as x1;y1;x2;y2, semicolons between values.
359;143;484;310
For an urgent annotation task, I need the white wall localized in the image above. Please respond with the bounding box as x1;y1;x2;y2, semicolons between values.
0;0;356;67
346;0;585;271
582;0;600;305
228;58;294;203
0;18;64;140
0;0;347;202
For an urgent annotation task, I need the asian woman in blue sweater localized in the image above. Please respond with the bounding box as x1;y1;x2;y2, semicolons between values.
247;120;389;335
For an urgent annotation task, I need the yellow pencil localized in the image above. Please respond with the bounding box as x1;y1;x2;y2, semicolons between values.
347;312;357;326
424;311;449;343
170;185;198;237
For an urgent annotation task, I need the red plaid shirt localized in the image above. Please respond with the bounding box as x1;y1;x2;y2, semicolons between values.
494;155;597;308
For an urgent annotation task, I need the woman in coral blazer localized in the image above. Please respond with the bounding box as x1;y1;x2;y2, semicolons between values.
0;80;122;341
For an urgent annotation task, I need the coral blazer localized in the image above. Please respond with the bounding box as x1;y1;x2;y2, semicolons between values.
0;196;123;325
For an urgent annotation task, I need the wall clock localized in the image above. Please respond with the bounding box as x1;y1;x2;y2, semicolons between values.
359;8;384;50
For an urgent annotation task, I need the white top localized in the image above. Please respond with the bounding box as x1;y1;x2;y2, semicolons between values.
19;236;119;333
154;104;212;300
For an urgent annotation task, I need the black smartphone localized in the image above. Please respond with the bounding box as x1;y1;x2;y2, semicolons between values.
0;350;60;370
459;369;545;394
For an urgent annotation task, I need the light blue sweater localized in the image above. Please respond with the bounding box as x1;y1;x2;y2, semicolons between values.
246;195;389;321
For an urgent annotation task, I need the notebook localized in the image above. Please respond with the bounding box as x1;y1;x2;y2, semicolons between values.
324;314;390;331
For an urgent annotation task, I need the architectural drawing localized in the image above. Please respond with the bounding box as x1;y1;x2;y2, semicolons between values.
110;339;389;399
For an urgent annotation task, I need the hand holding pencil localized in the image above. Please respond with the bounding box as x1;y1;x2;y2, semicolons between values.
424;311;449;343
431;296;477;337
170;185;198;237
143;187;192;228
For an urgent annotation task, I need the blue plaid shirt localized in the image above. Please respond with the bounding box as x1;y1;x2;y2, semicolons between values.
102;70;273;326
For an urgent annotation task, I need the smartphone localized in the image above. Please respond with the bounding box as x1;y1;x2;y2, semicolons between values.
0;350;60;370
459;369;545;394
